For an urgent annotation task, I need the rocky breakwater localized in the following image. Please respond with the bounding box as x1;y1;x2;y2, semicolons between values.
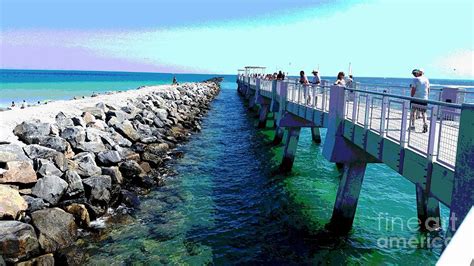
0;80;220;265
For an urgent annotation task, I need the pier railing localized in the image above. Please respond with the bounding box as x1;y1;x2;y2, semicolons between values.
241;76;468;169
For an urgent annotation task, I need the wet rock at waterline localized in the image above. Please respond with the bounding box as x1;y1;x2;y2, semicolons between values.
31;208;77;253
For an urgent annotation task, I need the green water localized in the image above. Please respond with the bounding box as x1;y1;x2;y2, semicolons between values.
82;82;447;265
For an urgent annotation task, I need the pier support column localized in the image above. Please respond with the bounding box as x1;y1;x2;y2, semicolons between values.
327;162;367;234
273;126;284;145
258;105;269;128
415;184;441;231
311;127;321;144
280;127;301;172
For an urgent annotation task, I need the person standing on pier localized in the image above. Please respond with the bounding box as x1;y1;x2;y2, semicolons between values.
299;71;311;104
409;69;430;133
311;70;321;85
334;71;346;86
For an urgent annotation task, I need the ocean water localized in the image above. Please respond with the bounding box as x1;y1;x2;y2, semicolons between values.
1;69;473;108
1;70;472;264
81;81;451;265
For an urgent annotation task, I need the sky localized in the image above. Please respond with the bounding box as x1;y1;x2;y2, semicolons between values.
0;0;473;79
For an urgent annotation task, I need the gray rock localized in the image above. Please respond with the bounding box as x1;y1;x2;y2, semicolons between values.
155;108;168;121
31;175;68;205
76;141;107;153
106;110;130;123
60;126;86;148
97;150;122;166
109;129;132;147
113;120;140;142
82;175;112;204
31;208;77;253
153;117;165;128
81;111;96;124
101;166;123;184
23;145;68;171
36;159;63;177
55;112;74;130
63;170;84;197
0;221;39;260
37;136;69;153
0;144;30;162
145;143;169;156
72;152;101;177
22;195;48;212
13;120;51;144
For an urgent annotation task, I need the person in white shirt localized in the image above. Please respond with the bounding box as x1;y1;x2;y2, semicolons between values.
334;71;346;86
311;70;321;85
409;69;430;133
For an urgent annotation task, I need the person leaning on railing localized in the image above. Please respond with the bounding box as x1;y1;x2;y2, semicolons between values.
409;68;430;133
299;70;311;104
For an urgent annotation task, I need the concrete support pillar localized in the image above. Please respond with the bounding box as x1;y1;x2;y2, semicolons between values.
415;184;441;231
448;104;474;237
258;105;269;128
273;126;284;145
327;162;367;234
280;127;301;172
311;127;322;144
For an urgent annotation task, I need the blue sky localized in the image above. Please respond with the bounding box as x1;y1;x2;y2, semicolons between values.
1;0;473;78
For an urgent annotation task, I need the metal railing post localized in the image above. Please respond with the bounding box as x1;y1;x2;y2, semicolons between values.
427;105;439;160
400;100;409;147
352;91;358;122
364;94;371;129
380;96;388;137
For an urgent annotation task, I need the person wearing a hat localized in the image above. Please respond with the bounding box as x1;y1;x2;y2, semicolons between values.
311;70;321;85
409;68;430;133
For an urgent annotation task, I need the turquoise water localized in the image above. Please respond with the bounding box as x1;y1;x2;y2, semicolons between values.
81;81;450;265
1;69;473;107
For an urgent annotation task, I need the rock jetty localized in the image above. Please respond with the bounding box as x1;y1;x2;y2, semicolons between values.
0;80;220;264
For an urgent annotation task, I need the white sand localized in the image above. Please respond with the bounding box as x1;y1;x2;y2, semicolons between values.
0;84;176;146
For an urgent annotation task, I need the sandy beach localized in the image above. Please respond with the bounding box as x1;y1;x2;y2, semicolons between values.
0;85;175;146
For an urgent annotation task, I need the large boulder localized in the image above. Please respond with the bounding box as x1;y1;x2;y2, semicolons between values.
0;185;28;219
76;141;107;153
145;143;169;156
31;175;68;205
113;120;140;142
0;144;30;162
60;126;86;148
30;208;77;253
23;145;68;172
37;136;70;153
82;175;112;205
97;150;122;166
155;109;168;121
0;161;37;184
0;221;39;261
71;152;101;177
63;170;84;197
141;152;163;167
13;120;51;144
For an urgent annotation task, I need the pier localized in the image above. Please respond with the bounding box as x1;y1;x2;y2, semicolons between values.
236;68;473;249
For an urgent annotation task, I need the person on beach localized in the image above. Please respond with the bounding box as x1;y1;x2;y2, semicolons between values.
21;100;27;109
311;70;321;85
409;69;430;133
10;101;15;108
172;76;178;85
334;71;346;86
